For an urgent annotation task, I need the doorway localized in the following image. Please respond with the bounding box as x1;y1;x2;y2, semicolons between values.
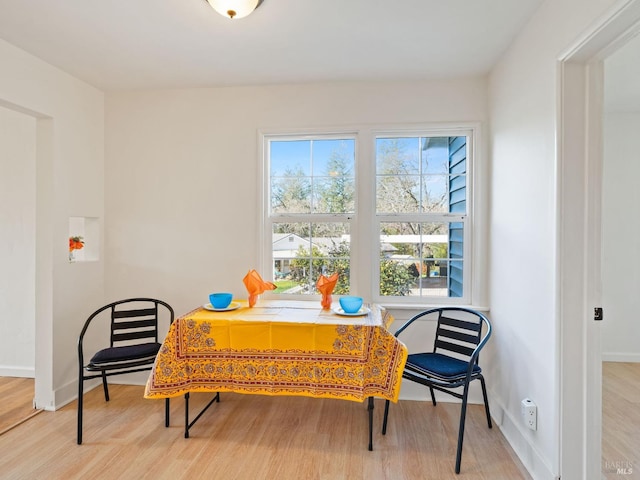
558;0;640;476
600;31;640;477
0;105;37;430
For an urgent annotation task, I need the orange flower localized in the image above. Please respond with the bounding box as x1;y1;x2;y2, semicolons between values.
69;236;84;252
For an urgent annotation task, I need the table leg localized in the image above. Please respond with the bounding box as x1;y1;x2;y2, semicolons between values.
184;392;221;439
184;393;190;438
368;396;374;451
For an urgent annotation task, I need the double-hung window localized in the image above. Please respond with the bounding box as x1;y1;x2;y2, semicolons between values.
263;127;474;304
265;135;356;295
375;132;471;302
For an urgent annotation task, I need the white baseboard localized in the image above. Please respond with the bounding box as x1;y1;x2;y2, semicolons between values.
0;366;35;378
53;378;92;410
489;390;556;480
53;372;150;410
601;353;640;362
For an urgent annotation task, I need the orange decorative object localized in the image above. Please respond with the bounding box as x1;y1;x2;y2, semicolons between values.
69;236;84;252
242;269;276;307
317;273;338;309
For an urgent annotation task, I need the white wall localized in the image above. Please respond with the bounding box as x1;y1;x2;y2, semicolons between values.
0;106;36;377
0;38;105;409
602;112;640;362
487;0;619;478
104;79;491;389
104;79;488;314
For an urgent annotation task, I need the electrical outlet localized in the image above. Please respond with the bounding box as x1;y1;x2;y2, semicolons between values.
521;398;537;431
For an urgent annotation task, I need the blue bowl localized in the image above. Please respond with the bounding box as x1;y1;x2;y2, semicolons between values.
209;292;233;309
339;296;363;314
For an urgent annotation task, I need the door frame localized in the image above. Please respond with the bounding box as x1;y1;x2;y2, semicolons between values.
557;0;640;476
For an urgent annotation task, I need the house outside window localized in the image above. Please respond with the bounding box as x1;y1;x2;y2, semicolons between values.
262;126;475;305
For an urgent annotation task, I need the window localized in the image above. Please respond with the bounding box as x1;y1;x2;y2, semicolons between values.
267;136;355;295
375;135;469;300
263;127;474;304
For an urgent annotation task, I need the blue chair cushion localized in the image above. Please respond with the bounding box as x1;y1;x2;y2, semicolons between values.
89;342;161;367
406;352;481;379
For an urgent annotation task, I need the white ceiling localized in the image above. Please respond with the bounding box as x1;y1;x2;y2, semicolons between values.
0;0;545;91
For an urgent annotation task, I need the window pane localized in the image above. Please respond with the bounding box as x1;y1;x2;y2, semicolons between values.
270;140;311;176
269;138;355;215
271;176;311;214
421;174;447;212
379;222;461;298
376;138;420;174
379;258;415;296
450;174;466;214
312;139;355;214
313;177;355;213
272;222;350;294
449;260;464;298
376;137;419;213
376;175;421;213
311;139;354;174
421;137;450;174
376;135;468;215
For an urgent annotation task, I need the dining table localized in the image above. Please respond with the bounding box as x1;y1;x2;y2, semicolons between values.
144;299;408;450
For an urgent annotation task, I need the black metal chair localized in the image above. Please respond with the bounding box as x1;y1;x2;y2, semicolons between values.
77;298;174;444
382;307;492;474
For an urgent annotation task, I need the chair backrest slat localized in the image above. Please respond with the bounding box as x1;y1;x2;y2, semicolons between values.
433;310;486;362
435;339;476;357
113;307;157;319
438;328;480;345
112;319;157;331
439;316;481;332
113;330;159;343
110;303;160;346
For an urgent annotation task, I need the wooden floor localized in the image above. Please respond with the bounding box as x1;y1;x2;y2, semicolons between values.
602;362;640;478
0;377;41;435
0;385;530;479
2;363;637;478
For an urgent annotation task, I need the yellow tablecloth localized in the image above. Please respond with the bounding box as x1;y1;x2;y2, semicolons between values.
144;300;407;403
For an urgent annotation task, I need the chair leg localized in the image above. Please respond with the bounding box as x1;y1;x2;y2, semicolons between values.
455;382;471;474
429;386;437;406
101;371;110;402
479;376;492;429
77;372;84;445
382;399;390;435
165;398;170;427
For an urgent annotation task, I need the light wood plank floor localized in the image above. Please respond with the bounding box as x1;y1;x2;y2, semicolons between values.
602;362;640;478
0;377;41;435
0;385;530;479
3;363;636;478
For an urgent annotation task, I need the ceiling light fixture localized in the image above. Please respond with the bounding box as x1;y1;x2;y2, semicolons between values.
206;0;263;19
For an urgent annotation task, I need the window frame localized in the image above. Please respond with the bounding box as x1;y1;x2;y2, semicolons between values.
372;127;474;305
261;131;358;299
259;124;482;307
